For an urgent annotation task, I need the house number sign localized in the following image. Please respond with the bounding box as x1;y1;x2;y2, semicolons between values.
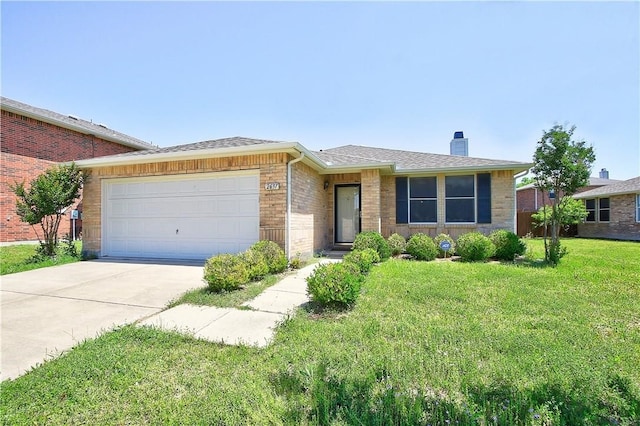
264;182;280;190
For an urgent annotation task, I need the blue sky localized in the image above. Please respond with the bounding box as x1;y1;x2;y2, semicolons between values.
2;1;639;180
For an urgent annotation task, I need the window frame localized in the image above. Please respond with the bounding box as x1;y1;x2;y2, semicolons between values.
598;197;610;222
585;199;596;222
636;194;640;223
445;174;476;224
408;176;437;224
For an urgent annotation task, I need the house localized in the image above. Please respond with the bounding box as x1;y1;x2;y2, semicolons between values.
515;170;621;236
573;176;640;241
74;137;531;260
0;97;154;243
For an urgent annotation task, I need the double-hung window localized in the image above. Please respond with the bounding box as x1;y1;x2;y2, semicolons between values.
598;198;610;222
409;177;437;223
445;175;475;223
585;199;596;222
636;195;640;223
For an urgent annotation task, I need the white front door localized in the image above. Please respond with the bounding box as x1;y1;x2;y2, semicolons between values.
102;171;259;260
336;185;360;243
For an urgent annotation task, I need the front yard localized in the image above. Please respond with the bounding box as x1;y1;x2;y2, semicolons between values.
1;239;639;425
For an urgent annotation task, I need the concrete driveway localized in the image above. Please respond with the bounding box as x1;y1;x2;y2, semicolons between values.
1;259;203;381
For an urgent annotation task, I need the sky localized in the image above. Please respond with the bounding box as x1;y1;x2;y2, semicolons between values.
2;1;639;180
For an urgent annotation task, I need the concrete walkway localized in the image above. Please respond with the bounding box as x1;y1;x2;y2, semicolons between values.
138;259;337;347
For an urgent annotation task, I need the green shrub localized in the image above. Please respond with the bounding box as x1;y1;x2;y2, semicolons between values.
289;253;303;270
387;233;407;256
240;249;269;280
343;248;381;274
434;233;456;258
306;261;364;306
405;233;438;261
203;254;249;292
489;229;527;261
352;231;391;260
250;240;288;273
456;232;496;262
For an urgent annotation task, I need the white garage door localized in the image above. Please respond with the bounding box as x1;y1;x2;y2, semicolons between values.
102;171;259;260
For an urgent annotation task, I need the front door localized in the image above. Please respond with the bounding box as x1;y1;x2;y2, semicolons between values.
335;185;361;243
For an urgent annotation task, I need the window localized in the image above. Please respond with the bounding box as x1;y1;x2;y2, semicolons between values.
409;177;437;223
446;175;475;222
585;199;596;222
636;195;640;223
599;198;610;222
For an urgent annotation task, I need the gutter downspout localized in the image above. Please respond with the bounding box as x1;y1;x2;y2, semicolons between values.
514;169;529;234
286;153;305;258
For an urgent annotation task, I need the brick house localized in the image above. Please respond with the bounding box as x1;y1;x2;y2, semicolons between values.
515;174;620;236
1;97;154;243
573;176;640;241
75;137;531;260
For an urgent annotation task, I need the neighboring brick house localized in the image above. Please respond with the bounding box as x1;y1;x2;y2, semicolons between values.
515;175;621;236
75;137;531;260
1;97;154;243
573;176;640;241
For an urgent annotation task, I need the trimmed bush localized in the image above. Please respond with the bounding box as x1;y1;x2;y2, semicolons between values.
434;233;456;258
343;248;381;274
405;233;438;261
489;229;527;261
250;240;288;273
352;231;391;261
306;261;364;306
203;254;249;292
387;233;407;256
240;249;269;280
456;232;496;262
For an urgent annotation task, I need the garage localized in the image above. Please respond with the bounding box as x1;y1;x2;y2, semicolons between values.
102;171;259;260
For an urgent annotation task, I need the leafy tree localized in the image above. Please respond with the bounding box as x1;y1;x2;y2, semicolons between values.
532;198;588;230
531;124;595;264
11;163;84;257
517;176;535;188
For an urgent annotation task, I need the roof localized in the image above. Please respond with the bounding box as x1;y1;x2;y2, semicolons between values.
573;176;640;199
74;137;532;174
517;177;623;191
1;97;155;151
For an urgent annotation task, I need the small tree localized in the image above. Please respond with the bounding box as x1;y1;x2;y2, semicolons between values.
531;124;595;264
11;163;84;257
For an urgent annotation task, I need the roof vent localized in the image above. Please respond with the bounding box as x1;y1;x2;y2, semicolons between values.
68;114;79;120
97;123;108;129
450;131;469;156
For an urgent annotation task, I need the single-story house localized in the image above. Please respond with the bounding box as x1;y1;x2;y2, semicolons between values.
74;137;531;260
573;176;640;241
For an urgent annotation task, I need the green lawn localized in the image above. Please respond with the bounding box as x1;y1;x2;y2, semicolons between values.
1;239;639;425
0;241;82;275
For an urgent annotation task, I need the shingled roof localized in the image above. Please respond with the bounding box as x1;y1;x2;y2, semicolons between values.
314;144;529;171
517;176;622;191
574;176;640;199
1;97;154;150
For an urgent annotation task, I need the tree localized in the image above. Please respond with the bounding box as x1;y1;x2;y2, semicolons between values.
517;176;535;188
11;163;84;257
532;197;588;230
531;124;595;264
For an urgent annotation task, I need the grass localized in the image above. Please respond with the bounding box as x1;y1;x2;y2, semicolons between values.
1;239;639;425
0;241;82;275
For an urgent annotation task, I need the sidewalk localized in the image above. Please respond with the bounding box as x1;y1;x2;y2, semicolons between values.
137;258;339;347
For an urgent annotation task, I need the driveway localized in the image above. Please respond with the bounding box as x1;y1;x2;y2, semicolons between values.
0;259;203;381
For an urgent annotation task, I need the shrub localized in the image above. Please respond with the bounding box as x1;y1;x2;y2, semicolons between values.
343;248;381;274
489;229;527;261
250;240;288;273
433;233;456;258
387;233;407;256
352;231;391;260
306;261;364;306
240;249;269;280
289;253;303;270
203;254;249;292
456;232;496;262
405;233;438;261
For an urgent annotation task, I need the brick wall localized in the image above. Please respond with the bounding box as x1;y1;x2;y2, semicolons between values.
360;169;381;233
326;173;361;245
1;109;141;242
577;194;640;241
1;110;136;161
81;153;289;258
290;162;329;257
382;170;517;240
